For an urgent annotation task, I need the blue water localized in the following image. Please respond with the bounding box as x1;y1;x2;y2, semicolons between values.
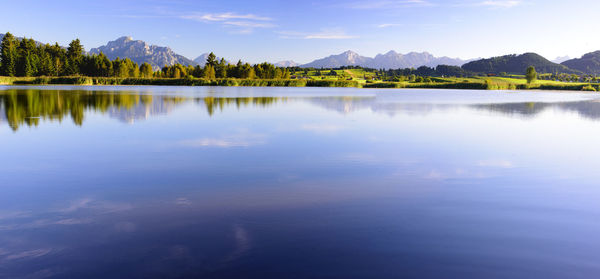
1;86;600;278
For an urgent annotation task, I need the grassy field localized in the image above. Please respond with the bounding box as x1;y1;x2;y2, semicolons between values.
0;76;598;92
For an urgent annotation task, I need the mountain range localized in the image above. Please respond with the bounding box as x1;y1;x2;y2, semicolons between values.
300;50;472;69
89;36;196;70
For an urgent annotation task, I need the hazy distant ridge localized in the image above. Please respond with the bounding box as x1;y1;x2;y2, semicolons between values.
301;50;470;69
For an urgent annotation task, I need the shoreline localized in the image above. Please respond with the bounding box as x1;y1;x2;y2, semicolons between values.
0;76;598;92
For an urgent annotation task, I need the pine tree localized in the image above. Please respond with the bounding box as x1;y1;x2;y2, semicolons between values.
0;32;18;76
206;52;217;67
66;39;84;75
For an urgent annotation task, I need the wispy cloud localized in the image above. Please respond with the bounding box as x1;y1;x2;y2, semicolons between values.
477;0;522;8
377;23;404;28
222;21;275;28
183;12;272;22
180;12;274;33
278;29;357;40
346;0;433;9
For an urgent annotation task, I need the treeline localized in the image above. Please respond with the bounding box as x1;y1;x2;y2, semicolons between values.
0;32;152;78
158;53;291;79
0;32;291;79
293;65;473;80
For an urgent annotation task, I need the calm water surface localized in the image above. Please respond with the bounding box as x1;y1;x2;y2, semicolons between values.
1;86;600;278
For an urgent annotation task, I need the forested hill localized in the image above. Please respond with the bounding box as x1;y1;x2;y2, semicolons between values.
561;51;600;75
461;53;581;74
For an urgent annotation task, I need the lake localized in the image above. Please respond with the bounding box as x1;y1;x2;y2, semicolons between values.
1;86;600;279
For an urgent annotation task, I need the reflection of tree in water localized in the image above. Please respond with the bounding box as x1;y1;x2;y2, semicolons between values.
0;89;188;131
0;89;284;131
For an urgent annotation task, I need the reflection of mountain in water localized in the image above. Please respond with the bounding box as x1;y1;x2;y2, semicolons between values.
472;100;600;120
307;97;440;116
309;96;600;120
107;97;178;124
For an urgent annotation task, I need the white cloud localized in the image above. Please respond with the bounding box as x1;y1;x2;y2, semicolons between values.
222;21;275;28
478;0;522;8
181;12;272;22
278;29;357;40
180;12;274;34
346;0;433;9
377;23;404;28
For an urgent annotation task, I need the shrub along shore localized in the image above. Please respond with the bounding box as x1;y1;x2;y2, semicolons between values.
1;76;599;91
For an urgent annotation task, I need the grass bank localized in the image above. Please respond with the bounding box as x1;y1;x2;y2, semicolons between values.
0;76;598;92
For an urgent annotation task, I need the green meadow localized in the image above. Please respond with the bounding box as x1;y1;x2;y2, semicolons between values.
1;75;599;92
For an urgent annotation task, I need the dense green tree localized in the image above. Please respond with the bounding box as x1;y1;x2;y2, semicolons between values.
140;63;153;78
206;52;217;67
204;64;216;79
526;66;537;84
66;39;84;75
1;32;18;76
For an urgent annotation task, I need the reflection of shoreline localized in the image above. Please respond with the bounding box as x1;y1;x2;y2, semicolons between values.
471;100;600;120
308;96;600;120
0;89;285;131
3;88;600;131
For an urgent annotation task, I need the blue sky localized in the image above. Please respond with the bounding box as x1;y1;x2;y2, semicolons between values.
1;0;599;63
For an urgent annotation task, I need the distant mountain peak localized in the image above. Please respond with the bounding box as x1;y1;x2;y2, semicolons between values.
301;50;469;69
274;60;300;67
90;37;195;70
552;55;571;64
193;53;230;66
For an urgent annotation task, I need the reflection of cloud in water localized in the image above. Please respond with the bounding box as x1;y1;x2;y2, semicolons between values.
3;248;52;261
0;198;132;231
0;217;93;231
114;222;136;233
226;224;251;262
423;168;490;180
477;159;514;168
178;131;267;148
61;198;133;214
301;123;346;134
175;198;192;206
